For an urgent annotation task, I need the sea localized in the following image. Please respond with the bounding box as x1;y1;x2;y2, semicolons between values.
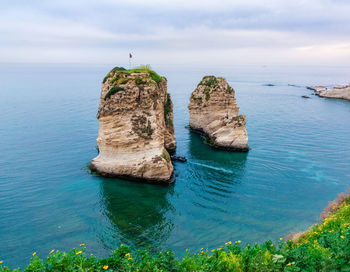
0;63;349;267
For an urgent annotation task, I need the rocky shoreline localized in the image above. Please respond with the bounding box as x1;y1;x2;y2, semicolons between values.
308;84;350;101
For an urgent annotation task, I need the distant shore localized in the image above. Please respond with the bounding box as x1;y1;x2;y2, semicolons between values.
307;84;350;101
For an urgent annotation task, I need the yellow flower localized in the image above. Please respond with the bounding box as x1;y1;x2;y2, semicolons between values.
120;244;124;247
200;251;204;254
287;263;292;266
76;251;82;255
211;249;215;252
103;265;109;270
201;248;203;250
80;243;85;246
0;261;3;264
128;257;132;260
32;252;36;256
125;253;130;257
238;240;241;243
340;235;345;239
186;249;188;252
228;241;232;245
49;250;55;254
279;238;283;241
217;248;222;251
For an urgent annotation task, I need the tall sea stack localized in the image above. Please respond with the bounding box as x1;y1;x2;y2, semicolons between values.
90;66;176;184
188;76;248;151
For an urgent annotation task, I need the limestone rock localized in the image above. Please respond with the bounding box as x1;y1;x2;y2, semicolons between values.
188;76;249;151
318;85;350;101
90;66;176;183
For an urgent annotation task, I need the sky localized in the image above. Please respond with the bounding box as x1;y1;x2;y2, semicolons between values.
1;0;350;66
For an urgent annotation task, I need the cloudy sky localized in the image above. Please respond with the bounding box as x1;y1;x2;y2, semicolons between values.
1;0;350;65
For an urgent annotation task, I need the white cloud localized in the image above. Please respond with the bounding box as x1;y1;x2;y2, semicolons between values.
0;0;349;65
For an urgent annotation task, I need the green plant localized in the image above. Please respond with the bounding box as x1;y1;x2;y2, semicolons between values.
161;149;171;162
198;76;219;89
104;86;125;100
2;191;350;271
164;93;173;127
203;87;211;101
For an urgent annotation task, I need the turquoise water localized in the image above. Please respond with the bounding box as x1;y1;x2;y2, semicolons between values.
0;64;349;267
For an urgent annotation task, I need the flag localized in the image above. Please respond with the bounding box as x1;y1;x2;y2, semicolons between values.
129;53;132;59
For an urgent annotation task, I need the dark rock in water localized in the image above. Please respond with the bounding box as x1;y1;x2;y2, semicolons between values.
302;95;310;98
171;155;187;162
288;84;302;88
263;84;275;87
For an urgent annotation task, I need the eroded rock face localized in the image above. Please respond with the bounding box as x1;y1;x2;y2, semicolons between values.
90;67;176;183
188;76;248;151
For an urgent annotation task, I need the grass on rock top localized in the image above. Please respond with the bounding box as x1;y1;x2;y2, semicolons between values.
1;190;350;271
103;65;164;100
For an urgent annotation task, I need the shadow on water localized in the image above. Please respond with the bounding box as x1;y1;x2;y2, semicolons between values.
99;178;175;252
184;132;249;211
188;131;248;173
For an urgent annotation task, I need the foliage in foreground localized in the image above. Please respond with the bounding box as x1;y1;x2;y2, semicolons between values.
1;193;350;271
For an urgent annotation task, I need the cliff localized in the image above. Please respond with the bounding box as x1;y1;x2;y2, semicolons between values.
90;66;176;183
308;84;350;101
188;76;248;151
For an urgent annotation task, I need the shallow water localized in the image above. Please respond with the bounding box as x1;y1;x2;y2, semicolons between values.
0;64;349;267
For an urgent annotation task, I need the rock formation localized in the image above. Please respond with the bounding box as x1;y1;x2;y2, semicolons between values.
90;66;176;183
308;84;350;101
188;76;249;151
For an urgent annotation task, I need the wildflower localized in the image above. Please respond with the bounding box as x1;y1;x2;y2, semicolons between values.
186;249;188;252
80;243;85;246
340;235;345;239
128;258;132;261
200;251;204;254
32;252;36;256
287;263;292;266
125;253;130;257
211;249;215;252
103;265;108;270
49;250;55;254
201;248;203;250
238;240;241;243
228;241;232;245
279;238;283;241
217;248;222;250
120;244;124;247
76;251;82;255
0;261;3;264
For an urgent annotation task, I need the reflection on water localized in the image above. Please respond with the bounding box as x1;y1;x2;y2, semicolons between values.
181;132;248;217
100;178;175;252
188;131;248;193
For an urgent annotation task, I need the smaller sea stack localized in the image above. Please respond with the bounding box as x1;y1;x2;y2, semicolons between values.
188;76;248;151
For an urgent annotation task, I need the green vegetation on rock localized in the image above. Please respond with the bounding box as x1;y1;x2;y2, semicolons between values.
203;87;211;101
161;148;171;162
2;191;350;271
164;94;173;127
103;65;165;100
198;76;219;89
104;86;125;100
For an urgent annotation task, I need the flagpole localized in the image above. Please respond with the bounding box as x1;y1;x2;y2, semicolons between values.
129;53;132;69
